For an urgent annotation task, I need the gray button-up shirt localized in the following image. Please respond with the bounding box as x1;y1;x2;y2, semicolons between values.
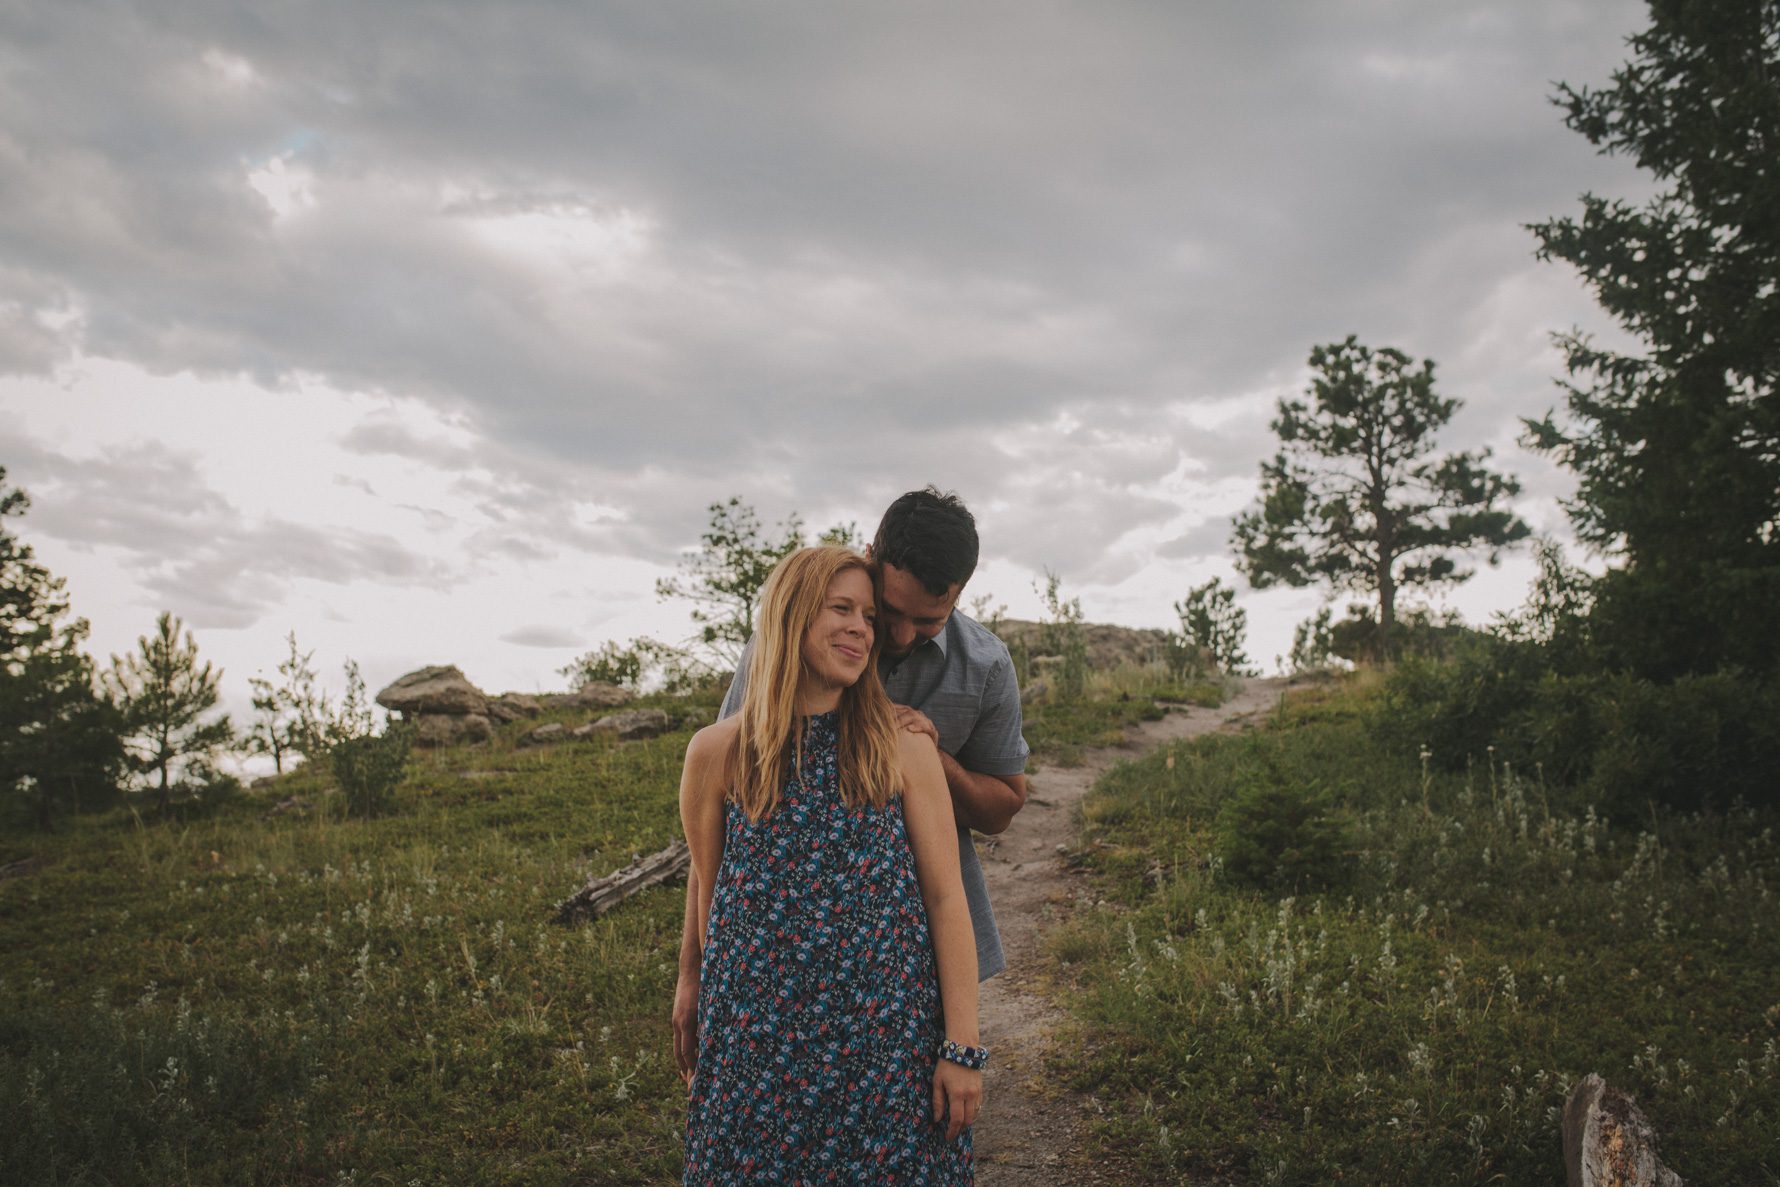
719;611;1028;979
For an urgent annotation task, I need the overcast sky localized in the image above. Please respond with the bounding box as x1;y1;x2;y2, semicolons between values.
2;0;1652;725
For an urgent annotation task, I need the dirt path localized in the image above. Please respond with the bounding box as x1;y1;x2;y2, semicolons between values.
973;677;1287;1185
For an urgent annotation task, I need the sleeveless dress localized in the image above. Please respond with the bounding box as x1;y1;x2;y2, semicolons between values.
685;711;974;1184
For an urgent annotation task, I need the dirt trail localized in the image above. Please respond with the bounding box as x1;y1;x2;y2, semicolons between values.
973;677;1288;1185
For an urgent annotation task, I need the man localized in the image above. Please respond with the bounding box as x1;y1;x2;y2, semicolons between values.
672;486;1030;1083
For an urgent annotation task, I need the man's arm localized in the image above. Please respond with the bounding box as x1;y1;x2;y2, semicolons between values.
893;704;1027;835
939;749;1026;835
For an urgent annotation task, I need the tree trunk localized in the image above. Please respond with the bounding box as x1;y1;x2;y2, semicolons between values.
1379;562;1397;663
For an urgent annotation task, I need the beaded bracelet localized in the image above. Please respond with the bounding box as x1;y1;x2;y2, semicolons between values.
938;1039;989;1070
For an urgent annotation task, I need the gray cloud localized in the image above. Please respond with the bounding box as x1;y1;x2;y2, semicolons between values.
2;0;1650;583
1;433;451;629
499;625;583;649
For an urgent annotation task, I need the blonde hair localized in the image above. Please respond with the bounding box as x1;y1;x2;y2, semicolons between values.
730;546;902;821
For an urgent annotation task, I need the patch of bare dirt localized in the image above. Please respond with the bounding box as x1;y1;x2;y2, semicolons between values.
973;677;1288;1185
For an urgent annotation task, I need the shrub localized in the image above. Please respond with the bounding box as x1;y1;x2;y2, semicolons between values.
1215;775;1349;893
1379;644;1780;816
329;720;414;817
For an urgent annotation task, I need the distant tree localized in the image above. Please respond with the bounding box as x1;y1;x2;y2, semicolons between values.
560;639;649;691
108;612;234;813
1526;0;1780;678
1233;337;1530;660
1288;607;1336;674
655;497;805;670
246;632;334;775
0;469;123;827
1174;577;1251;674
1035;570;1087;702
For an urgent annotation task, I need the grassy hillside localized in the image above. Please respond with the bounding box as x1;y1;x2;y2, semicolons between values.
0;674;1205;1184
1051;678;1780;1184
1;692;715;1185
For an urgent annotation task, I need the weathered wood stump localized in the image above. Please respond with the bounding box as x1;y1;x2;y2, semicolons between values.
554;839;690;924
1563;1073;1684;1187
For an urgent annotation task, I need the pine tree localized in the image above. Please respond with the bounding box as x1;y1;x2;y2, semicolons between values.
0;468;123;828
1174;578;1252;675
1526;0;1780;678
1233;337;1530;660
109;612;234;813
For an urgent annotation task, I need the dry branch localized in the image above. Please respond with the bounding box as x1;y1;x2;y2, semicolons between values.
554;838;690;924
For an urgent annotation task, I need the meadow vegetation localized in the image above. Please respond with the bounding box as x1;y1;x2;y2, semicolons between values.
1052;676;1780;1184
0;667;1210;1184
0;691;720;1186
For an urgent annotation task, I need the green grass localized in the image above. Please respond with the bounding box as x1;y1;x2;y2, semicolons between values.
1052;677;1780;1185
0;691;718;1185
1023;665;1226;767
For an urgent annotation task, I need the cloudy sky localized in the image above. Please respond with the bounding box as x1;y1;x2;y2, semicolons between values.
2;0;1652;722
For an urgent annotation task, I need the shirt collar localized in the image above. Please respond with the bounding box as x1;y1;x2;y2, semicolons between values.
882;615;950;672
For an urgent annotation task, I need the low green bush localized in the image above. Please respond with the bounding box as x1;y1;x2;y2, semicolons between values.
1214;775;1349;893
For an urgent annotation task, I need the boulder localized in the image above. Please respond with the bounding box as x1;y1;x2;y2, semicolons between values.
376;665;488;716
569;681;632;709
588;708;672;741
487;693;543;724
1021;678;1050;705
1563;1074;1684;1187
520;722;568;747
414;712;492;748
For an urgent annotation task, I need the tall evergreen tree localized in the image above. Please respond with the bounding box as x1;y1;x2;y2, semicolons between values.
1233;337;1529;660
109;612;233;812
0;468;123;827
1527;0;1780;678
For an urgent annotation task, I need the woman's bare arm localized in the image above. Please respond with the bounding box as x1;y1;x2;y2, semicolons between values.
898;730;982;1139
675;718;735;1084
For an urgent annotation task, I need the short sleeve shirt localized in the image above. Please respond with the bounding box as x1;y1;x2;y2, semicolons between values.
719;611;1028;979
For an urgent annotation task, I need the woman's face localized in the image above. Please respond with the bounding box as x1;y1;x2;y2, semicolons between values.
800;567;875;691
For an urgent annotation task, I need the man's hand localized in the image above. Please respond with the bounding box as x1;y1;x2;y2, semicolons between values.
672;970;699;1087
893;704;939;746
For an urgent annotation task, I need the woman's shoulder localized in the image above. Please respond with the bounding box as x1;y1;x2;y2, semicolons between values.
894;726;942;778
684;716;741;780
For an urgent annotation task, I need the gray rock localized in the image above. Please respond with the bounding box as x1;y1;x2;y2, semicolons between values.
569;681;632;709
589;708;672;741
1021;678;1050;705
264;795;311;818
1564;1073;1684;1187
376;665;489;716
487;693;543;724
414;712;492;748
519;722;569;747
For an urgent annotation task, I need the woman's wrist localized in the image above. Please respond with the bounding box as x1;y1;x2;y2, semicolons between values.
938;1038;989;1070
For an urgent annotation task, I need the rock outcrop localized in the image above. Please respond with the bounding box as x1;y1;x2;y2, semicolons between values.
376;665;489;717
586;708;671;741
376;665;492;748
487;693;543;724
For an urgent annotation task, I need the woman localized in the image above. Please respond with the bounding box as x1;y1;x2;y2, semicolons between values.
679;545;984;1184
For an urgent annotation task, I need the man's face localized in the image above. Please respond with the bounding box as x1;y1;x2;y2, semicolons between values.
876;562;960;659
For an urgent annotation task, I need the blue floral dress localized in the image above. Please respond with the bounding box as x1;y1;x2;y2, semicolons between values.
685;711;973;1184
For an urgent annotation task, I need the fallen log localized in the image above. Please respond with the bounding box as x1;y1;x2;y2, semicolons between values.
554;838;690;925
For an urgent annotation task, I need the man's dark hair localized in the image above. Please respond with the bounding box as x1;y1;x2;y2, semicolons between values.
871;487;979;596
